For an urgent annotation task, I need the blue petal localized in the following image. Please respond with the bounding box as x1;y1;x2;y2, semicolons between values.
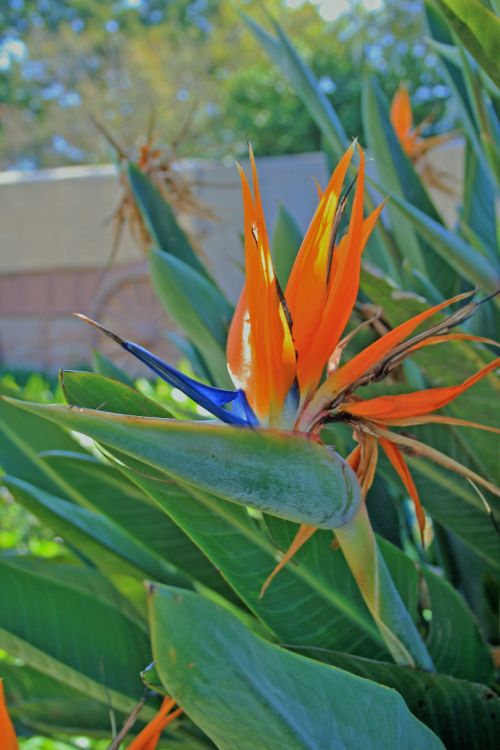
123;340;258;426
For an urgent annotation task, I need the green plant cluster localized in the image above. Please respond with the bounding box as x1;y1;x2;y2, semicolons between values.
0;1;499;748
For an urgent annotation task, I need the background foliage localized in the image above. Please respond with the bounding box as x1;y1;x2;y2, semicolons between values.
1;0;451;168
0;0;499;748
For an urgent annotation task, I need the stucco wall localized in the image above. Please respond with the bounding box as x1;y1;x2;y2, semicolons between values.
0;152;330;372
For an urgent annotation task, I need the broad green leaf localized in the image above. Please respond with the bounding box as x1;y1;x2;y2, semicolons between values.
456;40;500;190
303;649;500;750
7;401;361;530
128;163;210;280
4;476;190;609
265;516;493;683
0;555;154;718
120;456;390;660
388;192;500;295
2;370;236;605
149;585;444;750
0;392;84;496
2;660;126;737
271;203;302;287
92;349;135;387
434;0;500;88
42;450;238;601
379;539;493;682
15;383;387;658
437;531;499;644
462;144;498;261
149;248;233;387
7;555;142;625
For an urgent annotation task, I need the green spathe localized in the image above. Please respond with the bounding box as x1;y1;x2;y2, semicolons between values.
4;399;361;530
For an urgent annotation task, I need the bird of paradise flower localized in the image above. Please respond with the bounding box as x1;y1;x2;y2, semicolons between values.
390;84;456;192
78;141;499;667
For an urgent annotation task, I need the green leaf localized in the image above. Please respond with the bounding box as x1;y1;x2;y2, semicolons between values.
264;515;493;682
61;369;172;417
128;163;210;280
8;555;143;625
7;401;360;530
0;394;83;496
302;649;500;750
119;456;390;660
149;247;233;387
42;449;238;601
92;349;135;387
5;393;389;659
149;585;444;750
1;659;130;737
0;555;154;718
242;15;348;159
433;0;500;88
379;539;493;682
4;476;190;610
388;192;500;295
271;203;302;287
462;144;498;260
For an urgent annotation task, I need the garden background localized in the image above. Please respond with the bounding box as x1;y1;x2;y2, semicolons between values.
0;1;499;749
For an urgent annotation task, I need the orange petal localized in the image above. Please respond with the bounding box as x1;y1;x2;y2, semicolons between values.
286;143;355;360
0;680;19;750
227;157;296;422
369;424;500;498
297;148;385;395
259;523;317;598
342;358;499;420
127;697;181;750
227;285;252;392
390;85;413;141
310;290;475;412
379;438;426;542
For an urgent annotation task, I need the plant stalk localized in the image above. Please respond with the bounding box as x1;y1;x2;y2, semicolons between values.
335;502;435;670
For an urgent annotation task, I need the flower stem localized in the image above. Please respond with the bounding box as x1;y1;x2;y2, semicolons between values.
334;502;434;670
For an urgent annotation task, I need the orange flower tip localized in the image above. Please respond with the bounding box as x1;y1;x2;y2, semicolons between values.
258;523;317;599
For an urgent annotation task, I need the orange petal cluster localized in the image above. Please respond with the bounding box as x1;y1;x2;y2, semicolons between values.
227;142;383;423
127;696;183;750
